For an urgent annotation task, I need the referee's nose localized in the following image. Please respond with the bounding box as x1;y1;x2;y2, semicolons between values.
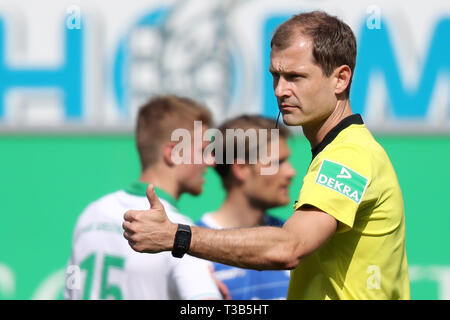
274;76;292;101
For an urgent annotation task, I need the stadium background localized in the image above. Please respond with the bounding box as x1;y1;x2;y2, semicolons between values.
1;0;449;299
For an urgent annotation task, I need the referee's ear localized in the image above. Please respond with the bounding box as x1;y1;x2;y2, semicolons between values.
333;64;352;96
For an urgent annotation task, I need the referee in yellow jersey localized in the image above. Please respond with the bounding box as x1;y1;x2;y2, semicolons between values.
123;11;410;300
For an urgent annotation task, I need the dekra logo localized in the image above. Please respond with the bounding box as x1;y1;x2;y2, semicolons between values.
316;160;369;204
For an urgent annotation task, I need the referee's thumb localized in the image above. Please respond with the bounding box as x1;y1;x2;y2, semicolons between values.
146;184;163;210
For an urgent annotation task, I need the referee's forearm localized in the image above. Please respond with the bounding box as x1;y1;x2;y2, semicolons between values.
188;225;301;270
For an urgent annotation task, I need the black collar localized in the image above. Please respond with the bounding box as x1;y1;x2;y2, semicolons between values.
311;114;364;160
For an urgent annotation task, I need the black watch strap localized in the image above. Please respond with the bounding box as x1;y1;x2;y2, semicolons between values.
172;224;192;258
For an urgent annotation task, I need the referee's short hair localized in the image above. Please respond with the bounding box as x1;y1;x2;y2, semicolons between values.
271;11;357;97
136;95;212;170
214;114;290;190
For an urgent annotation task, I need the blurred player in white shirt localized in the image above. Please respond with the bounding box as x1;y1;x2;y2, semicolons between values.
64;95;222;300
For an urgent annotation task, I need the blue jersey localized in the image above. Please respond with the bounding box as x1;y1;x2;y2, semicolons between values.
196;213;290;300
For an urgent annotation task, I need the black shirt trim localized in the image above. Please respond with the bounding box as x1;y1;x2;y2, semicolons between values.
311;114;364;160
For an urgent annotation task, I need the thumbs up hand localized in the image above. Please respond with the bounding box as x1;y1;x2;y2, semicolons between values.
123;184;177;253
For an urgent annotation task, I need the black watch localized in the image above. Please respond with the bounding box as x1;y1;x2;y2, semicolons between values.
172;224;192;258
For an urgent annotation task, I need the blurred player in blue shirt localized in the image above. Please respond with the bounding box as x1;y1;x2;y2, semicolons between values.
197;115;296;299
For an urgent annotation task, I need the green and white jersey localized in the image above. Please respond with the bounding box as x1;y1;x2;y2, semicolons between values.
64;182;221;300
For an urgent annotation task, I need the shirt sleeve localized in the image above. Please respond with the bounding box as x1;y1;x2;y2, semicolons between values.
167;208;222;299
293;143;372;233
171;255;222;300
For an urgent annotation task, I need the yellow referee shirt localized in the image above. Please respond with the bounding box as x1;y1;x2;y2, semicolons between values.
288;114;410;300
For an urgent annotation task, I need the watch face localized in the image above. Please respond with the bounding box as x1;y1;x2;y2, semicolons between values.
179;240;187;250
178;231;190;249
172;224;192;258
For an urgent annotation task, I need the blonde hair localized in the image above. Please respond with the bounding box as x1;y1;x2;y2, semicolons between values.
136;95;212;170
